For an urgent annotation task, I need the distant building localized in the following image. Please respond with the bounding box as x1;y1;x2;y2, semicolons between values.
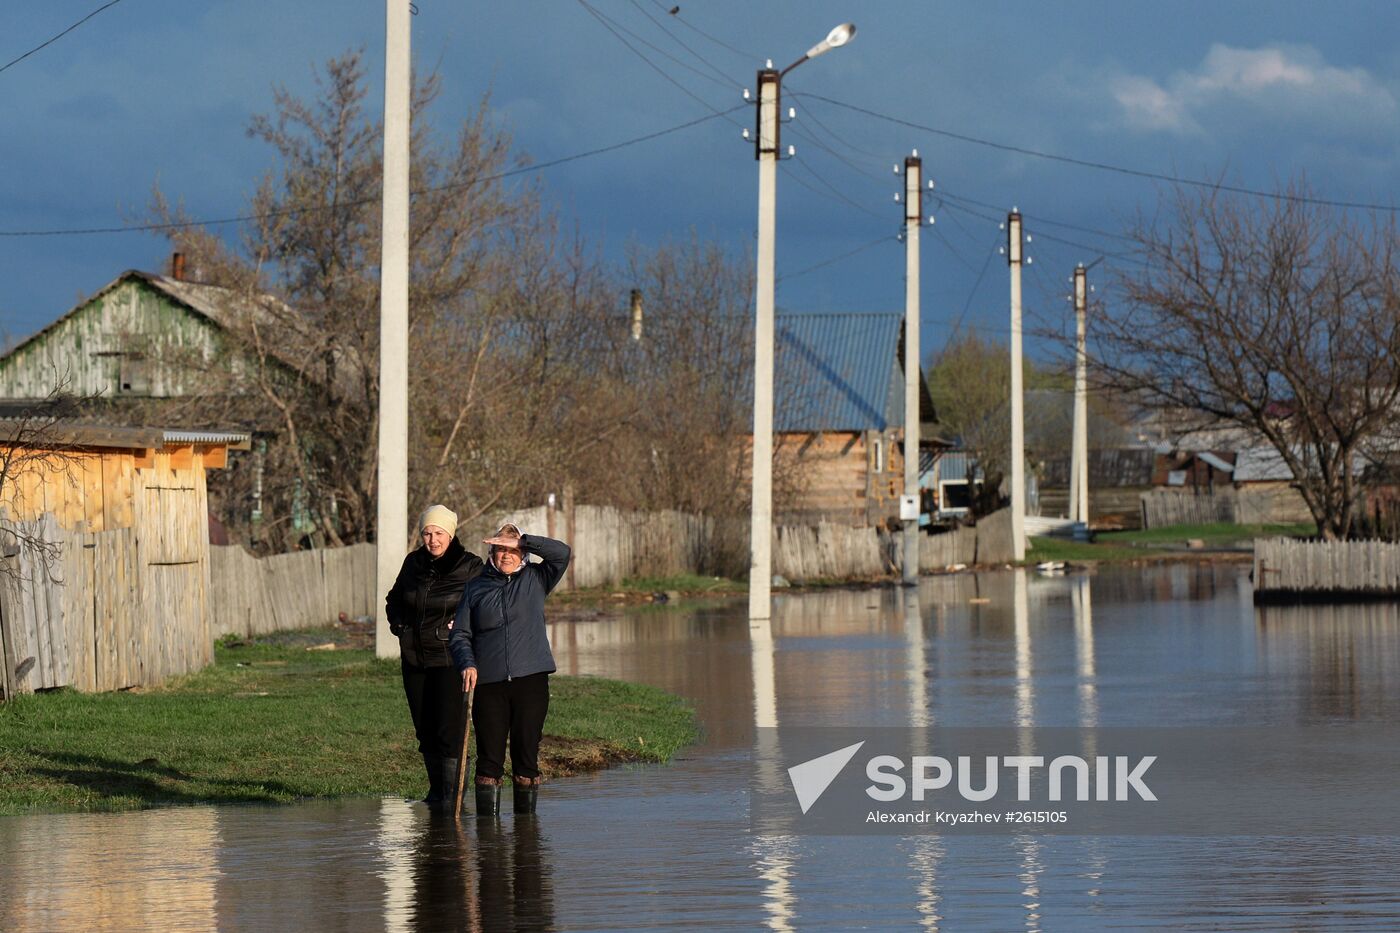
0;261;306;545
751;312;945;528
0;264;291;400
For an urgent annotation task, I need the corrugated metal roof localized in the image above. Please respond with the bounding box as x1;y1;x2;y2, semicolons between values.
0;421;247;451
936;450;979;482
771;312;902;432
1040;447;1156;487
163;429;252;449
1234;446;1294;482
1197;451;1235;473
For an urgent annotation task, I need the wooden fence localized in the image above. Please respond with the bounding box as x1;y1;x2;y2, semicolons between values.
1140;489;1238;528
0;517;203;698
209;543;376;638
1254;537;1400;602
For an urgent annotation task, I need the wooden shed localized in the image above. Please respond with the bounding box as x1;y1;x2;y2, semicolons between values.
0;422;249;698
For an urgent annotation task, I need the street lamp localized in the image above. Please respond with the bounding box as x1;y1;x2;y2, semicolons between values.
748;22;856;622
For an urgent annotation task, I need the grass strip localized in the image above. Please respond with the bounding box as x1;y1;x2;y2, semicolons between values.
0;640;696;815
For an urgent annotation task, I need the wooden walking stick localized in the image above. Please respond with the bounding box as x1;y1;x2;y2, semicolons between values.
452;687;474;820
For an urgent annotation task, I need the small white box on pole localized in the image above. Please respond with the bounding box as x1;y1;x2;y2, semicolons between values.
900;494;920;521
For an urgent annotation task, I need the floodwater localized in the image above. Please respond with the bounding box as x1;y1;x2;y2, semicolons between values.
4;564;1400;930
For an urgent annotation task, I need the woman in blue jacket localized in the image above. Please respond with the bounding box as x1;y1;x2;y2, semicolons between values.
450;522;571;815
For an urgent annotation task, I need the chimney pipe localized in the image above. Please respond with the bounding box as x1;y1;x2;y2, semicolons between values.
171;252;186;281
629;289;643;342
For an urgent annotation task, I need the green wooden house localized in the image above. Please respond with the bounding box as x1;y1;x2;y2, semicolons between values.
0;266;287;399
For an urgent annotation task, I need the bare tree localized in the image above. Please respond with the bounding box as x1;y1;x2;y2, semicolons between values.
137;53;795;565
1094;181;1400;539
926;330;1052;517
149;50;530;548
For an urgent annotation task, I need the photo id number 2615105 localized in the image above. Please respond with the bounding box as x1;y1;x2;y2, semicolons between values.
1005;811;1068;824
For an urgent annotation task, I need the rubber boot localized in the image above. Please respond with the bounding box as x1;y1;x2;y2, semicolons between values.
436;758;461;812
422;754;442;807
513;776;539;814
475;777;501;817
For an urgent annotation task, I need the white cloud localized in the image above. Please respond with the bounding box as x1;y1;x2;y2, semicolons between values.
1110;44;1398;136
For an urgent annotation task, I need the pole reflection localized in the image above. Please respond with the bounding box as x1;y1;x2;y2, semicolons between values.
1070;573;1108;908
1011;568;1041;931
750;614;796;930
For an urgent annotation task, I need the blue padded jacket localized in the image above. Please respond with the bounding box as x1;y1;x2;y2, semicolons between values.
449;534;571;684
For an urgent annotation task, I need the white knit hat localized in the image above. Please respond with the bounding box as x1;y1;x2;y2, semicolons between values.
419;504;458;537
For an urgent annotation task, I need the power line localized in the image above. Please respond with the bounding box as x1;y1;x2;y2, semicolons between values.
646;0;758;63
575;0;741;124
798;92;1400;215
937;188;1137;244
929;221;978;274
790;154;886;220
947;235;1000;337
777;234;893;283
0;0;127;75
626;0;737;90
0;106;743;237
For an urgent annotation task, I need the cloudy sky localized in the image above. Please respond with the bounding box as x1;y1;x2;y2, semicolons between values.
3;1;1400;361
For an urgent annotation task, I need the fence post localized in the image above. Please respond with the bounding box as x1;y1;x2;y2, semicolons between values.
563;481;576;591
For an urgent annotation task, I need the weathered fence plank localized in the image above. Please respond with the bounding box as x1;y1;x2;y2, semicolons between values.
1140;490;1237;529
1254;537;1400;602
208;543;377;638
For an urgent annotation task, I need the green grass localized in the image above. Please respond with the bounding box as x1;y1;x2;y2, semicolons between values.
1025;537;1168;562
1024;521;1316;565
610;572;745;593
553;573;746;605
0;639;697;815
1099;522;1315;545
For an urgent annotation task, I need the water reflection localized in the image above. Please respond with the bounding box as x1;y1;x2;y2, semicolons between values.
1071;574;1098;727
471;816;553;932
1257;601;1400;721
5;567;1400;929
0;808;218;932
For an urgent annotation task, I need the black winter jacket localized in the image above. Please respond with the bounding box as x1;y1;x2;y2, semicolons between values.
449;534;571;685
385;538;485;668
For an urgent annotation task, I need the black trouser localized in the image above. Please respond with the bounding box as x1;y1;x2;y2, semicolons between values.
473;672;550;781
401;660;466;759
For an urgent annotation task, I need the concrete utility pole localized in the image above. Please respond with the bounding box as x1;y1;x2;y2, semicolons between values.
748;66;780;622
1007;210;1026;561
747;23;856;622
901;152;922;586
1070;264;1090;526
376;0;411;658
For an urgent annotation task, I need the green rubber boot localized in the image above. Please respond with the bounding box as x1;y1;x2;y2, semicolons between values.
435;758;460;812
513;777;539;814
422;755;442;807
475;778;501;816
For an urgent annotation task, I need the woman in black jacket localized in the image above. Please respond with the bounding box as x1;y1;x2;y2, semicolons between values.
385;504;484;809
451;522;571;815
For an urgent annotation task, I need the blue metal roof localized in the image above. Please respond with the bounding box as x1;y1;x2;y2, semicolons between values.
772;312;903;432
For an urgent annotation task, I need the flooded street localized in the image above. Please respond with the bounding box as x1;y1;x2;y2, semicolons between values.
4;564;1400;929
